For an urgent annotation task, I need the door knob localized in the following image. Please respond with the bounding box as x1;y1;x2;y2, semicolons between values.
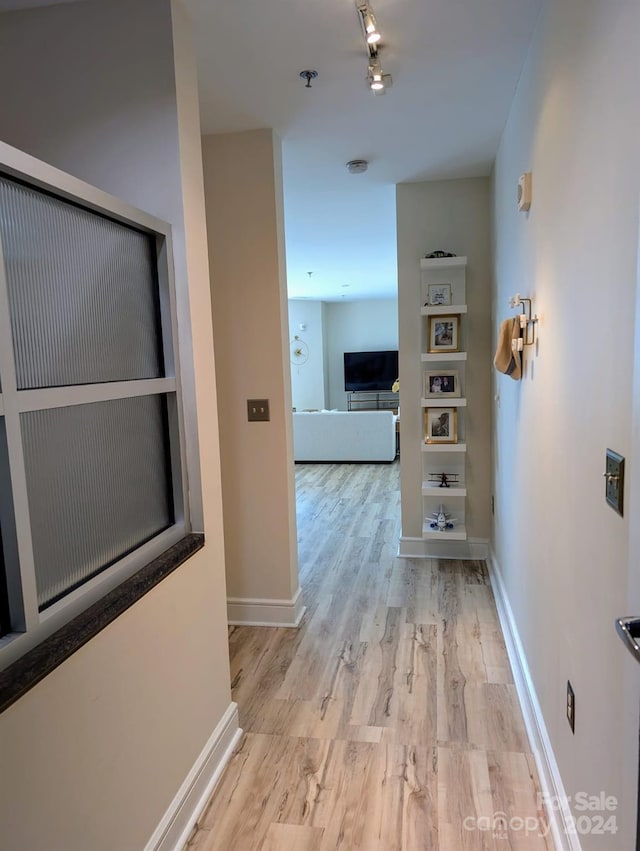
616;617;640;662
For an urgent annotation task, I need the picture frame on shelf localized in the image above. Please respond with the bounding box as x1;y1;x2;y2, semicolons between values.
423;370;460;398
426;283;452;306
424;408;458;444
427;315;460;353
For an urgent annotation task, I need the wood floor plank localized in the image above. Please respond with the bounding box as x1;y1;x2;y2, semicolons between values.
392;622;438;745
259;823;325;851
185;462;554;851
487;750;554;850
438;746;497;851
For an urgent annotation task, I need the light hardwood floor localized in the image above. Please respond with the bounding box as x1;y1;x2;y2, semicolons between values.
186;462;553;851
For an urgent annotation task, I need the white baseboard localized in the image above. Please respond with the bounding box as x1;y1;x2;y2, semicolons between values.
487;551;580;851
144;702;242;851
398;536;489;560
227;586;306;627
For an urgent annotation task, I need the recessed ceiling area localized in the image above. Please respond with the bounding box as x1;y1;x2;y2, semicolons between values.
187;0;542;300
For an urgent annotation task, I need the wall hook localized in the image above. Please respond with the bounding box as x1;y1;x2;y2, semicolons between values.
509;293;538;348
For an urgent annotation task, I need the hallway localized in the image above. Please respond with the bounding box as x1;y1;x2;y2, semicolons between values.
186;463;552;850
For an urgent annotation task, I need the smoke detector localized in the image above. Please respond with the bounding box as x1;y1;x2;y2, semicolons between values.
346;159;368;174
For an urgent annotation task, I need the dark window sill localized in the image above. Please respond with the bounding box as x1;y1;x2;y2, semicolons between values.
0;533;204;714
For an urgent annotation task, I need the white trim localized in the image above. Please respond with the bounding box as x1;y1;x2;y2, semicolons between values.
487;550;580;851
0;140;172;237
397;536;489;560
144;702;242;851
16;378;176;412
227;587;306;627
0;225;40;631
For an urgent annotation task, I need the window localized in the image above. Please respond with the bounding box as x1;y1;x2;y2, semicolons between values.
0;149;189;668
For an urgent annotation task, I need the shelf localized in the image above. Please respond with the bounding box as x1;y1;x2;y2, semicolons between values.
422;523;468;541
422;482;467;497
421;351;467;362
421;304;467;316
419;256;468;548
421;397;466;408
422;442;467;453
420;256;467;270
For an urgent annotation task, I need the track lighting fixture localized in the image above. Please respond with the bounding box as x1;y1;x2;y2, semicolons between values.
355;2;391;94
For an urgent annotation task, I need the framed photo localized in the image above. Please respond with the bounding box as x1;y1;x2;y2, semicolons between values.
427;314;460;353
423;370;460;398
427;283;452;306
424;408;458;444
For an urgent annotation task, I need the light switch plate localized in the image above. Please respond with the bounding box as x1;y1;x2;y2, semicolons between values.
247;399;270;422
605;448;624;516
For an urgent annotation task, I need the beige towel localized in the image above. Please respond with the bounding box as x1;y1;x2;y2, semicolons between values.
494;317;522;381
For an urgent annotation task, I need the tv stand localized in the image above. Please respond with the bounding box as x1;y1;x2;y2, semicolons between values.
347;391;399;413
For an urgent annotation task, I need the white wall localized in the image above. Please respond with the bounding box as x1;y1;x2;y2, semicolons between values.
288;300;326;410
325;299;399;410
202;129;300;609
0;2;232;849
492;0;640;846
396;179;492;542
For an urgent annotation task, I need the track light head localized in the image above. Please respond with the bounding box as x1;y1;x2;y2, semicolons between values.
368;59;385;91
362;8;381;43
357;3;382;47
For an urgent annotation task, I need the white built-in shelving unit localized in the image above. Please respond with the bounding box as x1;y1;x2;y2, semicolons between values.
419;256;468;544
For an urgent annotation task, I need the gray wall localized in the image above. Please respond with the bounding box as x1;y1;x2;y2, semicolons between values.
288;300;327;410
325;299;399;410
491;0;640;844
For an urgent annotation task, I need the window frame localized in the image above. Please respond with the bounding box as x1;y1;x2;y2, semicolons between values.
0;141;192;670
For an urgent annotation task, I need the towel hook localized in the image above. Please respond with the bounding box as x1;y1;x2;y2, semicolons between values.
509;293;538;349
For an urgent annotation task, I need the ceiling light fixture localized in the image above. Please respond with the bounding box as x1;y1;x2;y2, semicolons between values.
360;6;381;44
355;2;391;94
368;59;385;91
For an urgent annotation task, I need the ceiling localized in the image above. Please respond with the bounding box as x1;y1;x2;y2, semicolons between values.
1;0;541;301
187;0;541;302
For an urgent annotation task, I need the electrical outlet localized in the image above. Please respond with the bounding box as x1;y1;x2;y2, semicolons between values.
247;399;270;422
566;681;575;734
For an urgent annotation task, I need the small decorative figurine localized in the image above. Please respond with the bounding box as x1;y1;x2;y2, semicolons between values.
428;472;460;489
428;504;455;531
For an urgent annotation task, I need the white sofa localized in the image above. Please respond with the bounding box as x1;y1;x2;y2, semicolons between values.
292;411;396;463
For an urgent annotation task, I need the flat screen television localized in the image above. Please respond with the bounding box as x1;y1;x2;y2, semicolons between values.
344;350;398;392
